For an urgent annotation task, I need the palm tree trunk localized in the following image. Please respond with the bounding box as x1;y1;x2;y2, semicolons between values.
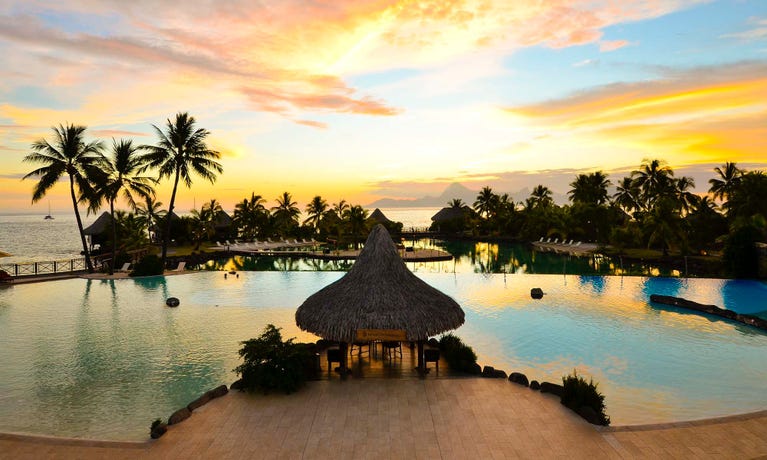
109;199;116;275
70;174;94;273
161;168;181;268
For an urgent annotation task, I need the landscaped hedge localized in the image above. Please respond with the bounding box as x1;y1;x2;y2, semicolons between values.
234;324;317;394
561;370;610;426
439;334;480;374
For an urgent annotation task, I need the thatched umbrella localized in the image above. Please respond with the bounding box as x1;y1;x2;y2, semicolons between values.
368;208;393;225
296;224;464;372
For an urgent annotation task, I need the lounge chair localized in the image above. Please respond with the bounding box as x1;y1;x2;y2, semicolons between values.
539;237;544;242
173;261;186;272
117;262;131;273
553;238;559;244
574;241;582;246
545;237;552;243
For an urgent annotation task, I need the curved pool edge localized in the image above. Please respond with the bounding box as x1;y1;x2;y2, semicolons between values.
601;407;767;432
0;430;150;447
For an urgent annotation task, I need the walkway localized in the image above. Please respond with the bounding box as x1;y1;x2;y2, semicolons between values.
2;379;765;459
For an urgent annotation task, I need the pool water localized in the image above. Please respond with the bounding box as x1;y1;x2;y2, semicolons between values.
0;272;766;440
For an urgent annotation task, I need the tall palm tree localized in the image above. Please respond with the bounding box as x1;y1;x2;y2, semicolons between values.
22;124;104;272
142;112;222;267
448;198;465;209
96;139;156;274
135;195;166;242
343;204;369;249
708;162;742;202
530;185;553;208
333;199;349;216
304;195;328;231
674;176;698;215
271;191;300;235
568;171;611;205
473;186;497;219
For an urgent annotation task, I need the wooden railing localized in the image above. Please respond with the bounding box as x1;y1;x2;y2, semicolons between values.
0;258;87;277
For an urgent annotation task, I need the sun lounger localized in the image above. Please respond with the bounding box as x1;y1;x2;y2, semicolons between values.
545;237;551;243
553;238;559;244
539;237;544;242
173;261;186;272
117;262;131;272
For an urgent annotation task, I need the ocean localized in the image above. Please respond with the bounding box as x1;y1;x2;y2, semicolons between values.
0;207;439;264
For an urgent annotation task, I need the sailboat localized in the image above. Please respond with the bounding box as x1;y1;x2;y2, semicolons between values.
44;201;54;220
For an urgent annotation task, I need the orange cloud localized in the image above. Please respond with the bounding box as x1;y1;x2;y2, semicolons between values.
600;39;630;52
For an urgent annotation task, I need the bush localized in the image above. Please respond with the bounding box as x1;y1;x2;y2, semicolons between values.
723;224;760;278
130;254;164;277
561;370;610;426
439;334;478;374
234;324;313;394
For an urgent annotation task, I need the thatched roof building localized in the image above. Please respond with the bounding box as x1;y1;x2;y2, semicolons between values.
295;224;464;343
431;207;465;222
83;212;112;235
368;208;393;225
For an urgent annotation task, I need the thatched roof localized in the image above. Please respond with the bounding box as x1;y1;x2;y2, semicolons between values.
295;224;465;342
368;208;393;225
83;212;112;235
214;210;232;229
431;207;466;222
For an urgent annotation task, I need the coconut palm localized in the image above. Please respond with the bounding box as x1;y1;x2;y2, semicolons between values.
233;193;266;239
613;176;640;215
304;195;328;231
473;186;497;219
529;185;553;208
142;112;222;267
632;159;674;209
333;199;349;216
568;171;611;205
343;204;369;248
95;139;156;274
448;198;465;209
708;162;742;202
271;191;300;235
22;124;104;272
135;196;166;242
674;176;698;215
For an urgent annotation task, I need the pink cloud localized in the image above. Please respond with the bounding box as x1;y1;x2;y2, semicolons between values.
600;40;630;52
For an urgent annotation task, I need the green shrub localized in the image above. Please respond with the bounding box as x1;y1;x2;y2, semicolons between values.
561;370;610;426
130;255;164;277
439;333;478;374
234;324;312;394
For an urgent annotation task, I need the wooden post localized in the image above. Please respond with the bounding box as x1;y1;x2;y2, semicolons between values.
417;340;425;373
340;341;348;376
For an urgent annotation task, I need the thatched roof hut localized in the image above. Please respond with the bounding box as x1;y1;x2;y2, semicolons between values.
431;207;465;222
368;208;393;225
83;211;112;235
295;224;464;343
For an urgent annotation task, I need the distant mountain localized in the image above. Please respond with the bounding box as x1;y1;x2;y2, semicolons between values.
366;182;569;208
367;183;478;208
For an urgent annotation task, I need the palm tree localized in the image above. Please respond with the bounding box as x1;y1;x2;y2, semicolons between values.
448;198;465;209
613;177;639;215
271;191;300;235
22;124;104;272
473;186;497;219
529;185;553;208
708;162;742;202
568;171;611;205
135;196;166;242
333;199;349;216
304;195;328;231
632;159;674;209
189;204;217;248
674;176;698;215
142;112;222;267
343;204;369;248
233;193;266;239
95;139;156;274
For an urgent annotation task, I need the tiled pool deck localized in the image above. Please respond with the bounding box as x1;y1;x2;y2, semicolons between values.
2;378;766;459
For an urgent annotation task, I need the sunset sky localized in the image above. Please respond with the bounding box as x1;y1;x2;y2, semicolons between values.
1;0;766;213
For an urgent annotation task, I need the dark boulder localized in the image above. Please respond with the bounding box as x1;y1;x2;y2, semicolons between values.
493;369;507;378
207;384;229;399
230;379;244;390
165;297;180;307
529;380;540;390
509;372;529;387
481;366;495;377
150;422;168;439
531;288;544;299
576;406;602;425
168;407;191;425
540;382;564;397
187;393;212;411
469;363;482;375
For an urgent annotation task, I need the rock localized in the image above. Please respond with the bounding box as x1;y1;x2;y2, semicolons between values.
531;288;544;299
230;379;244;390
493;369;507;379
576;406;602;425
509;372;529;387
650;294;767;332
187;393;212;411
529;380;540;390
469;363;482;375
150;423;168;439
481;366;495;377
168;407;192;425
207;384;229;399
540;382;564;397
165;297;180;307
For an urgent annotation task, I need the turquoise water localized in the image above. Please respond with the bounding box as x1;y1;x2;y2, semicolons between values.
1;272;766;440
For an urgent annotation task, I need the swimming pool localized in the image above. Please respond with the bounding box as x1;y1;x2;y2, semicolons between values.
0;272;766;440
